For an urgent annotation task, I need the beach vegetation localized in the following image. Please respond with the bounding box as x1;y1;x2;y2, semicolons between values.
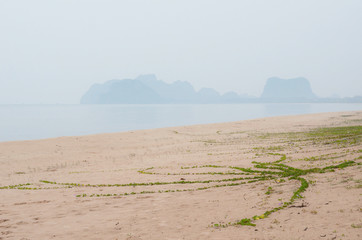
235;218;256;226
1;125;361;229
351;223;362;228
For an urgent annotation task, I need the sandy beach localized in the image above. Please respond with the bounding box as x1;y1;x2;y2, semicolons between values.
0;111;361;240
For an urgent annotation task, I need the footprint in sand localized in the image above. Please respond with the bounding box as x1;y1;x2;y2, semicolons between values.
0;219;10;224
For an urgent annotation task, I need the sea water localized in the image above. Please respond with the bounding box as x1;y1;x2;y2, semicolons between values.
0;103;361;142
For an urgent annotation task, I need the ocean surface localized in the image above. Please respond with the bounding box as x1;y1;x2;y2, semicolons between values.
0;103;361;142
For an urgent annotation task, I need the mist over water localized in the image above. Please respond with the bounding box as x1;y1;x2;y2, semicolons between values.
1;103;361;142
1;1;362;104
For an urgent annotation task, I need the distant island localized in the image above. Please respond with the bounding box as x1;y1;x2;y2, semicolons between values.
81;75;362;104
80;74;254;104
260;77;316;102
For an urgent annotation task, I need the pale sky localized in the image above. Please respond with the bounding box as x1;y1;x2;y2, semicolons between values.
0;0;361;104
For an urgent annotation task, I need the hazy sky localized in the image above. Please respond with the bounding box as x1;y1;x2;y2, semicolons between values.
1;0;361;104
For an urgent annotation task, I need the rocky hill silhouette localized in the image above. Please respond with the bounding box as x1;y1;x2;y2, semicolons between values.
81;74;252;104
81;75;361;104
260;77;317;102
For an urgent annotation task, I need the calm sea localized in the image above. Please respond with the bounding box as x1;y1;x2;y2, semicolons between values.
0;103;361;142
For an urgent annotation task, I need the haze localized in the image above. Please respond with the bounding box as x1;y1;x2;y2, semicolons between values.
1;0;361;104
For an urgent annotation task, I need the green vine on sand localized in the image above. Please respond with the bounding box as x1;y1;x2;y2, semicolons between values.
1;125;361;227
1;156;357;227
212;158;356;227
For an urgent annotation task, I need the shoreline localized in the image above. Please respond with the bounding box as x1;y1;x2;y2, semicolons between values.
1;110;362;144
0;111;361;239
1;104;362;142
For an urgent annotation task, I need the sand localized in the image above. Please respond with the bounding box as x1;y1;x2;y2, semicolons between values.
0;111;361;240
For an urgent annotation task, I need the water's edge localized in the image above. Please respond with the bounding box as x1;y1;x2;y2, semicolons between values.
1;103;361;142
